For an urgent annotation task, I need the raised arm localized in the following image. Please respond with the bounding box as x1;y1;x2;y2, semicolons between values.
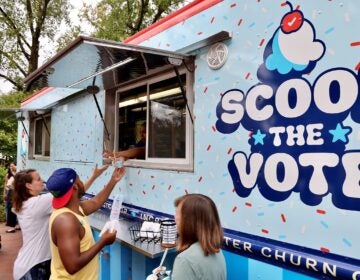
103;147;145;161
115;147;145;160
80;167;126;215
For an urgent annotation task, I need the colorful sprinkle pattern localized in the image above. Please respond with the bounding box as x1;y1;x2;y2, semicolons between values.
22;0;359;262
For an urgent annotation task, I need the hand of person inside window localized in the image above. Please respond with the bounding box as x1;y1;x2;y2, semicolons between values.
103;150;114;159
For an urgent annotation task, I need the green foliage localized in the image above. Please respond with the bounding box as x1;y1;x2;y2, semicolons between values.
0;165;6;196
0;205;5;223
55;25;82;52
81;0;186;41
0;91;29;162
0;0;72;91
0;91;28;108
0;165;6;222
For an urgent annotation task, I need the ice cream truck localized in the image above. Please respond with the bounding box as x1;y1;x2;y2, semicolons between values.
17;0;360;279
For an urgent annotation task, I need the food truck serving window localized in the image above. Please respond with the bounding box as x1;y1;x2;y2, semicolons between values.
21;36;194;167
114;67;193;171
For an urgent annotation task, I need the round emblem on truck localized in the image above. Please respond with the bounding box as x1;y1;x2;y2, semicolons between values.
207;42;229;70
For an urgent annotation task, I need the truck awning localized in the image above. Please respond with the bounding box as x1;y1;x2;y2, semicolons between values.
21;87;83;110
24;36;192;93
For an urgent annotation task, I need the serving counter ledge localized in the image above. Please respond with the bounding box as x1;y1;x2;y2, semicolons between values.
88;210;172;259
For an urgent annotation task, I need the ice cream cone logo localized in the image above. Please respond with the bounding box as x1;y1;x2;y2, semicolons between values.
215;2;360;211
259;2;325;79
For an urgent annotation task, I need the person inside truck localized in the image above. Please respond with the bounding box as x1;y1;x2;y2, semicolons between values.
171;194;227;280
103;122;146;162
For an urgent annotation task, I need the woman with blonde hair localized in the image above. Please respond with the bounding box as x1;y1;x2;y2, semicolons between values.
171;194;226;280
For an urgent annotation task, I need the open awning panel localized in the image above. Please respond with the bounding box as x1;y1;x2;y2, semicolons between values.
1;87;81;118
21;87;83;110
25;36;192;93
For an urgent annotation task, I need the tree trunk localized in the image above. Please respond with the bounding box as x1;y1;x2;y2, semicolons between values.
28;38;40;75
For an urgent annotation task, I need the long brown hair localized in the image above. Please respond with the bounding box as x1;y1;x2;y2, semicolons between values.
6;163;15;180
175;194;223;256
13;169;36;212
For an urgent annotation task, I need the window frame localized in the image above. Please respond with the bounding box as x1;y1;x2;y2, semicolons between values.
113;66;194;171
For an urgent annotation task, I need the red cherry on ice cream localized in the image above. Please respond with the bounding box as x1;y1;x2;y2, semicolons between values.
281;10;303;33
280;1;304;33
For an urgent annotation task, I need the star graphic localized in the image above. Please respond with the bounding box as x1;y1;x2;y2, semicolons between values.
328;123;352;143
252;129;266;145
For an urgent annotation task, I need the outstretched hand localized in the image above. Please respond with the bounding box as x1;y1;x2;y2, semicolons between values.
84;164;110;191
110;167;126;184
91;164;109;178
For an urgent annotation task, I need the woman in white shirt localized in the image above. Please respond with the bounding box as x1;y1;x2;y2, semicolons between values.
12;165;109;280
12;169;52;280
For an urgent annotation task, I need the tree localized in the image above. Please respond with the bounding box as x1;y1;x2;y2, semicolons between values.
81;0;187;41
0;91;28;162
0;0;72;92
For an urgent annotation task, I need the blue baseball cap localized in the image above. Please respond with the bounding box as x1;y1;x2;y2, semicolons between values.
47;168;77;209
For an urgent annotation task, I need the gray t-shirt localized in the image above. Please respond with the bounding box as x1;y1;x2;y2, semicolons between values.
171;242;226;280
